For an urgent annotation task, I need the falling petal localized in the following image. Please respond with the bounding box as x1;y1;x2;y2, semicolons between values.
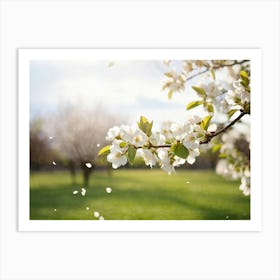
108;61;114;68
99;216;105;220
85;162;92;168
52;161;56;166
86;207;90;211
81;188;86;196
163;60;170;66
106;187;112;194
96;143;100;147
73;190;79;195
94;211;100;218
49;136;53;140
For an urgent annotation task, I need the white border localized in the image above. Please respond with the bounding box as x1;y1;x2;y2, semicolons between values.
18;48;262;232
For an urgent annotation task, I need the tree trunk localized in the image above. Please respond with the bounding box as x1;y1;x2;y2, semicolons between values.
69;161;77;185
81;162;92;187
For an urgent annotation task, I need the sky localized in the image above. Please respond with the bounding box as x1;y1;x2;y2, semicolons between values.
29;60;205;126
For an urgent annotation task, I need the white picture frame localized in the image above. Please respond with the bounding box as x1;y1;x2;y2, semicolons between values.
18;48;262;232
1;1;279;279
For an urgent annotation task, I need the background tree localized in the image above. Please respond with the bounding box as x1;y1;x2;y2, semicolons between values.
30;118;59;170
48;103;124;187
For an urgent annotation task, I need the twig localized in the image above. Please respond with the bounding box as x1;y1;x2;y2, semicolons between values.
185;60;250;82
200;111;248;144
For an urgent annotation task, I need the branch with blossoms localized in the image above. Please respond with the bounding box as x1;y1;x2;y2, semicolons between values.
99;60;251;196
183;60;250;84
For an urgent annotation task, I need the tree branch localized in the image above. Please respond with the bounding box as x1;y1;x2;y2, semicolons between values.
132;110;248;149
199;111;248;144
185;60;250;82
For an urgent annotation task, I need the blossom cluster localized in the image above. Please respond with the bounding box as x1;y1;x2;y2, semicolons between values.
162;60;232;99
102;115;210;174
185;76;250;116
224;79;250;112
214;129;250;196
163;60;250;117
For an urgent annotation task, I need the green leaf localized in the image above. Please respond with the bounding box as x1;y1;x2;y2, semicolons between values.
205;103;214;113
228;109;238;119
186;100;203;110
212;143;222;153
240;80;247;88
171;142;189;159
168;90;173;100
119;141;128;148
240;70;248;80
164;72;173;78
200;115;213;131
218;153;227;158
127;146;137;165
146;121;153;137
137;116;153;137
192;86;206;96
210;68;216;80
140;116;148;123
240;70;249;86
98;145;111;156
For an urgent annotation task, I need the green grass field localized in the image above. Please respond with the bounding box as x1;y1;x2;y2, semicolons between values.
30;169;250;220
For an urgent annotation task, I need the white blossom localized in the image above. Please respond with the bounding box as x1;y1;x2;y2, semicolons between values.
106;126;121;141
107;139;128;169
183;132;200;150
162;70;186;93
215;159;240;180
188;115;202;126
200;81;221;101
139;149;157;168
163;60;170;66
239;176;250;196
157;148;175;174
107;152;127;169
225;79;250;109
170;122;188;141
173;156;186;167
187;148;200;165
208;123;217;133
149;131;166;146
160;121;173;139
183;61;193;75
121;126;148;147
161;161;175;174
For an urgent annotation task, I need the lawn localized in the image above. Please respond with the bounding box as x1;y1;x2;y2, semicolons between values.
30;169;250;220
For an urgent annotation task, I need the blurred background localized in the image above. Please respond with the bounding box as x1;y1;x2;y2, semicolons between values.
30;60;250;220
